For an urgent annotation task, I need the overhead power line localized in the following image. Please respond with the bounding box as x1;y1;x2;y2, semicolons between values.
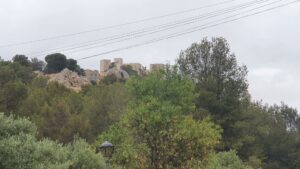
79;0;300;60
0;0;236;48
62;0;281;55
65;0;277;54
31;0;272;56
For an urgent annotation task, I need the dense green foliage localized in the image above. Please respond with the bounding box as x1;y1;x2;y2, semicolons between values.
176;37;300;169
98;71;221;169
206;151;253;169
0;59;128;143
44;53;67;73
66;58;85;75
0;113;105;169
12;55;31;67
44;53;84;75
18;81;128;143
0;37;299;169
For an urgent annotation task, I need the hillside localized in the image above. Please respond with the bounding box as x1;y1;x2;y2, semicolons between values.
0;38;299;169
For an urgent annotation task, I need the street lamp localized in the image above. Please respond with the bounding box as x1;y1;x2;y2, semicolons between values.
98;141;114;169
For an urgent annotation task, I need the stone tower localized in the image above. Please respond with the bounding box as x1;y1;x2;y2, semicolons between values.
114;58;123;69
100;59;111;73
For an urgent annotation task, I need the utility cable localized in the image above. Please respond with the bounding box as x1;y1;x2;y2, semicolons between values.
78;0;300;60
31;0;272;56
0;0;236;48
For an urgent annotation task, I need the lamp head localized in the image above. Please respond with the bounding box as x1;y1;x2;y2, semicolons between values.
98;141;114;158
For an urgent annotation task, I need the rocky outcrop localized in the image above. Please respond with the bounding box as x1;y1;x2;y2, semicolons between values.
84;69;100;82
105;67;130;80
45;69;91;91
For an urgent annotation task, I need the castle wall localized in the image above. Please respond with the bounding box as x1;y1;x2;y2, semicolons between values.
150;64;165;72
128;63;142;72
99;58;164;77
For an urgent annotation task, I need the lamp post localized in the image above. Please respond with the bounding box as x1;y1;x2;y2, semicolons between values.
98;141;114;169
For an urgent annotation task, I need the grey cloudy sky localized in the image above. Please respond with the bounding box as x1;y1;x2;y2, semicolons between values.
1;0;300;110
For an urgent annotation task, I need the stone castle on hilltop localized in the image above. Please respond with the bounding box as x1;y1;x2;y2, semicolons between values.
99;58;165;79
37;58;165;91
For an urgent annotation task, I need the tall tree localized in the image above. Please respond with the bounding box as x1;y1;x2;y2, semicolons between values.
44;53;67;73
177;37;248;150
12;54;30;67
177;37;248;117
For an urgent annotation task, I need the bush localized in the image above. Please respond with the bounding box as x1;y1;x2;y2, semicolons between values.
206;150;254;169
0;113;105;169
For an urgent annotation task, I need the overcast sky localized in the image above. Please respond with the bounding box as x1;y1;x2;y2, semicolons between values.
1;0;300;110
